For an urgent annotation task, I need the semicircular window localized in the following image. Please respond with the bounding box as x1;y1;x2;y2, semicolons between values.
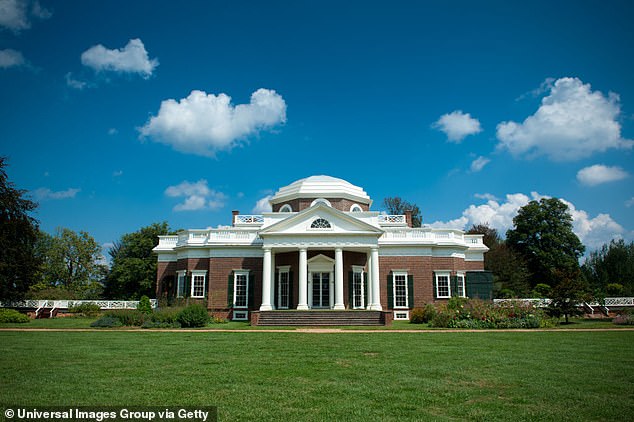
311;218;331;229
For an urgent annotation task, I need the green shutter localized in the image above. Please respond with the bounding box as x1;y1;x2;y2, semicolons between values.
433;272;438;299
466;271;494;300
288;271;294;308
363;272;368;308
248;274;255;310
407;275;414;308
227;273;234;308
348;271;354;309
184;273;191;298
450;275;458;297
387;274;394;309
273;271;278;309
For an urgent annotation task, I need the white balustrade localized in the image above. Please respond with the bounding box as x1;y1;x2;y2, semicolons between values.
378;214;406;225
0;299;158;310
235;215;264;225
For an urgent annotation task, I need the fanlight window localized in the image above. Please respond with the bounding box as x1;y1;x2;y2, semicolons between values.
311;218;331;229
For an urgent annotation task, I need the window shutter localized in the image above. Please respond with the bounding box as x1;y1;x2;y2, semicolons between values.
184;274;191;298
387;274;394;309
248;274;255;310
450;275;458;297
227;273;234;308
289;271;294;308
407;275;414;308
273;271;279;309
433;272;438;299
348;271;354;309
363;272;368;308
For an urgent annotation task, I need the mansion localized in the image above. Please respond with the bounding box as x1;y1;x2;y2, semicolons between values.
154;176;491;324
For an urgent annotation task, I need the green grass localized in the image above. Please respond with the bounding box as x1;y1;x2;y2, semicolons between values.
1;331;633;421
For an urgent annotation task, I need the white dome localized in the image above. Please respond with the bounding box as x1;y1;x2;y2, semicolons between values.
270;175;372;205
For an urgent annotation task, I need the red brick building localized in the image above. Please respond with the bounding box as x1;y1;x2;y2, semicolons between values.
154;176;490;323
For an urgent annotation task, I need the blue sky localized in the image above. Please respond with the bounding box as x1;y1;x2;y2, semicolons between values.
1;0;633;253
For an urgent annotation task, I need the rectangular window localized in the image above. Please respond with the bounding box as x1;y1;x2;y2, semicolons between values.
353;270;364;309
176;271;186;298
190;271;206;298
393;272;408;309
456;273;466;298
234;271;249;308
435;272;450;298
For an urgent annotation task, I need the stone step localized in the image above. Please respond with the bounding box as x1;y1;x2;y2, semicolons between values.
256;311;384;326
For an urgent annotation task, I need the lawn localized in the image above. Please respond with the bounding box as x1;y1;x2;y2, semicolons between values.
1;331;633;421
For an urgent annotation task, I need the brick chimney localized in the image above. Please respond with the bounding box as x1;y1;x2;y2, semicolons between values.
232;210;239;226
404;210;413;228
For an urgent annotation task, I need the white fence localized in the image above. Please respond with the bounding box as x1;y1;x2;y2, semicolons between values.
494;297;634;308
0;299;158;310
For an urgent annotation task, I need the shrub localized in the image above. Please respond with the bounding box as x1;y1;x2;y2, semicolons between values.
613;312;634;325
410;304;436;324
90;316;123;328
211;316;228;324
141;320;181;329
605;283;624;296
151;307;182;324
104;310;148;326
137;296;153;315
68;302;101;317
177;304;209;328
0;308;30;323
533;283;552;298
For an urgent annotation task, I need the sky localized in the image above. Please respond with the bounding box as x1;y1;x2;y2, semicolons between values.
1;0;633;255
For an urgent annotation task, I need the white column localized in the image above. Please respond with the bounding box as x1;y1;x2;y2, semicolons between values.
260;247;273;311
366;250;373;309
370;247;382;310
297;248;309;310
334;248;345;310
270;251;276;309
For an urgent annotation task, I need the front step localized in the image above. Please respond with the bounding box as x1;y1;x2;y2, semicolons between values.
255;310;384;326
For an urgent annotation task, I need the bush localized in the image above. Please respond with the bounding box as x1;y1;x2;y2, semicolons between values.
68;302;101;317
151;307;182;324
210;316;228;324
533;283;552;298
605;283;624;296
90;316;123;328
137;296;153;315
141;320;181;329
613;312;634;325
177;304;209;328
410;304;436;324
0;308;30;323
428;298;545;329
104;310;149;327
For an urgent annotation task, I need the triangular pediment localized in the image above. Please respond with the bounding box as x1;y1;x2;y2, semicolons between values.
259;204;383;237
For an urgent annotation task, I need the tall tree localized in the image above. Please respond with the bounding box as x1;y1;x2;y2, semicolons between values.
506;198;584;288
105;222;171;299
0;157;41;301
582;239;634;296
36;228;106;298
467;223;531;297
383;197;422;227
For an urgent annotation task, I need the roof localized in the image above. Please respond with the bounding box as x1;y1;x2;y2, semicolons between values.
270;175;372;205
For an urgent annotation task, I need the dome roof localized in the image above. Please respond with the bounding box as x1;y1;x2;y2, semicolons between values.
270;175;372;205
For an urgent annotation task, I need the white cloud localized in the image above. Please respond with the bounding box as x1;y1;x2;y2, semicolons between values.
470;156;490;172
432;110;482;142
65;72;90;89
108;128;118;135
0;0;50;31
81;38;158;78
576;164;628;186
626;197;634;208
0;48;24;68
165;179;226;212
33;187;80;200
430;191;626;249
112;170;123;177
252;195;273;214
497;77;634;161
474;193;498;201
140;88;287;157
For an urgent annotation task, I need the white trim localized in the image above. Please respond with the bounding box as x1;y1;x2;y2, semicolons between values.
279;204;293;213
456;272;466;298
394;310;410;320
277;267;290;309
435;271;451;299
352;267;365;309
311;198;332;207
233;270;250;309
190;270;207;298
350;204;363;212
392;271;408;309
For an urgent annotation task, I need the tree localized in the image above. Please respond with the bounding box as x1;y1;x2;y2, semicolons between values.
0;157;41;301
105;222;171;299
467;223;531;297
546;268;587;324
581;239;634;296
383;197;422;227
506;198;585;289
35;228;106;298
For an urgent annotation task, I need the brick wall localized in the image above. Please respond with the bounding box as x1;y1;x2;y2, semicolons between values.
272;198;370;212
207;257;263;311
156;261;176;297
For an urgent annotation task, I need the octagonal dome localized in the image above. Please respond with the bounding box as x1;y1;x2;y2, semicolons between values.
270;175;372;206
